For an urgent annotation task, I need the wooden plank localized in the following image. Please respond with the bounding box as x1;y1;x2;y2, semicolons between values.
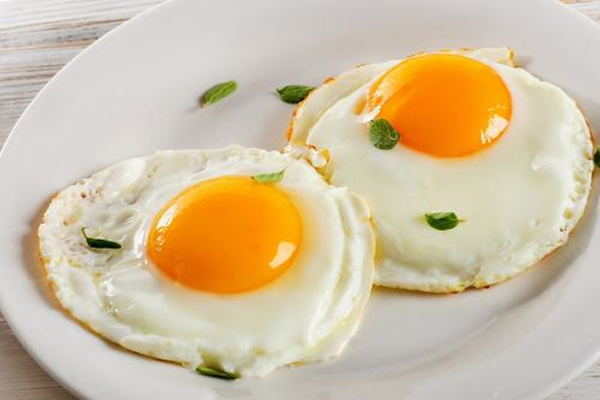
0;0;599;399
0;0;163;147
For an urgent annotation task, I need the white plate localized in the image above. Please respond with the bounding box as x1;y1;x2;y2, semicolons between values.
1;0;599;399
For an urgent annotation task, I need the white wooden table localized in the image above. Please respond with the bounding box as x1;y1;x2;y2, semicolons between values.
1;0;599;398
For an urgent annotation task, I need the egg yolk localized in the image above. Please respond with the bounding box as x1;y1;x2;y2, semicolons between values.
147;176;302;294
367;53;512;157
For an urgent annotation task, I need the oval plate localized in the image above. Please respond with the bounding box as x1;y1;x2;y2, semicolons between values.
0;0;599;399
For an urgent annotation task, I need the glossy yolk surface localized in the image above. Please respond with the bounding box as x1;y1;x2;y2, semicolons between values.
367;53;512;158
147;176;302;294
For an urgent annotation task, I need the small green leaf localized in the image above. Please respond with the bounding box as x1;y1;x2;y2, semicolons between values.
276;85;315;104
199;81;237;107
196;366;239;380
82;228;122;249
252;169;285;183
369;118;400;150
424;212;464;231
594;147;600;168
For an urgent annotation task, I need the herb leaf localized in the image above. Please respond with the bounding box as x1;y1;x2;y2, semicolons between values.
200;81;237;107
595;147;600;168
276;85;315;104
424;212;464;231
369;118;400;150
196;366;239;380
82;228;122;249
252;169;285;183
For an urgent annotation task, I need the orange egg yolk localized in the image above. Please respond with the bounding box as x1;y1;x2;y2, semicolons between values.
367;53;512;157
147;176;302;294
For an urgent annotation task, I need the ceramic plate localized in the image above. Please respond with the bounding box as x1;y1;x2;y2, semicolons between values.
1;0;599;399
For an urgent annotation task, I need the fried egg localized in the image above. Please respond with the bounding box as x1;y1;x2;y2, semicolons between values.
287;48;594;293
38;146;375;377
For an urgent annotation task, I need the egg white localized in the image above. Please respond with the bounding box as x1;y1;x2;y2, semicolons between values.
38;146;375;377
287;48;594;293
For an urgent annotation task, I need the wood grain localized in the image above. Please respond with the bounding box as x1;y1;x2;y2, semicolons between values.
1;0;599;399
0;0;162;148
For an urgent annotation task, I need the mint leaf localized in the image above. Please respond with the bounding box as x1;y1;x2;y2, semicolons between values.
276;85;315;104
82;228;121;249
369;118;400;150
200;81;237;107
424;212;464;231
252;169;285;183
196;366;239;380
